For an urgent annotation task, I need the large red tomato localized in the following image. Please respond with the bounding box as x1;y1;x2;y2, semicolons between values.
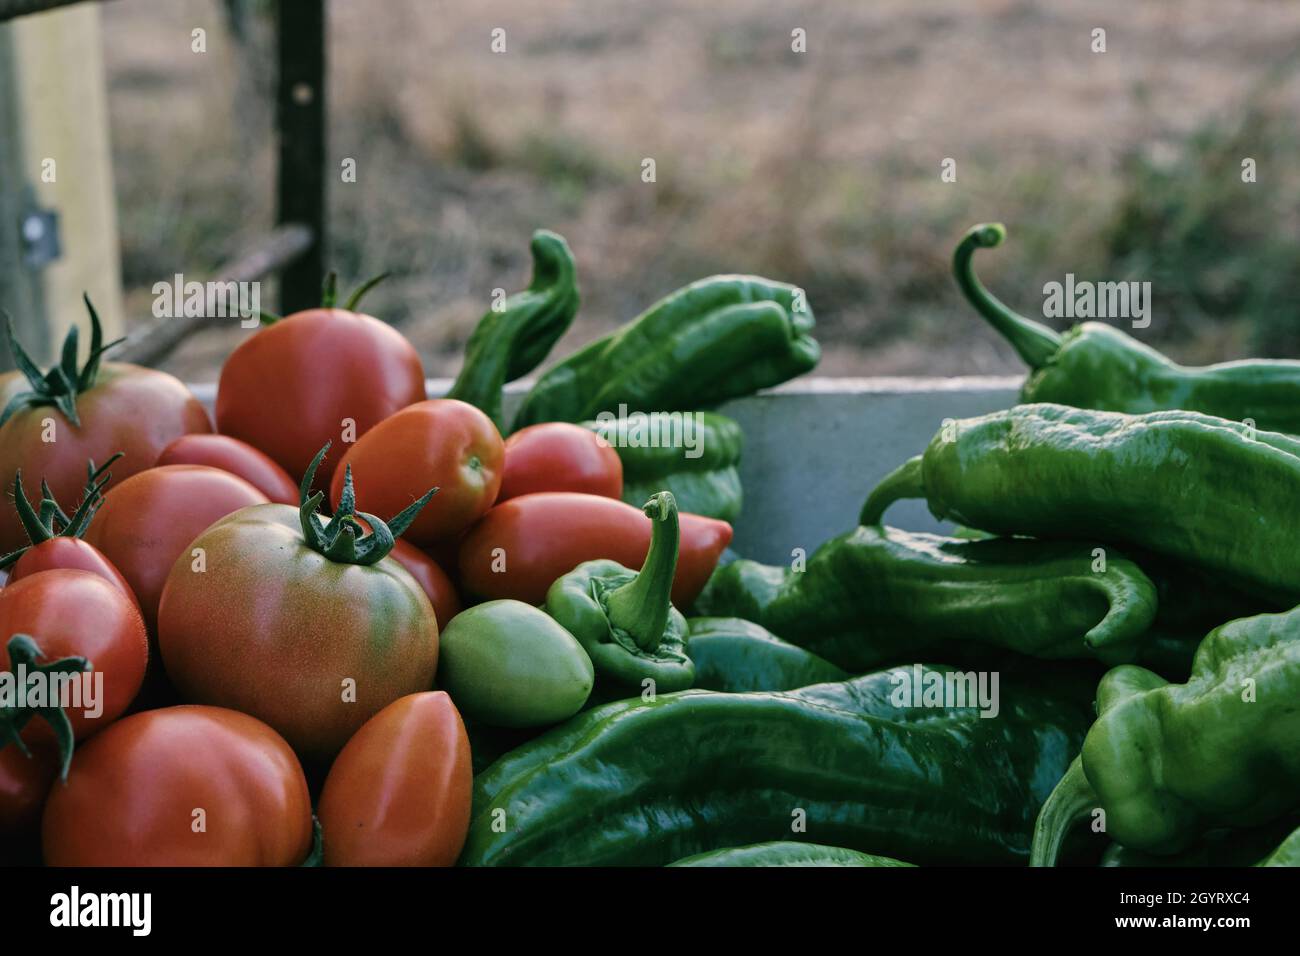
42;705;313;866
0;301;210;554
458;492;732;606
318;691;471;866
157;497;439;763
83;465;269;631
331;399;504;545
216;297;425;488
156;433;298;504
498;421;622;501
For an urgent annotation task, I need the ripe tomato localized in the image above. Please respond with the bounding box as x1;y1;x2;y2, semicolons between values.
157;503;439;763
498;422;622;502
458;492;732;606
156;433;298;504
42;705;313;866
83;465;269;632
0;737;59;846
331;399;505;545
317;691;471;866
7;537;137;608
0;570;148;743
388;539;461;629
216;307;425;489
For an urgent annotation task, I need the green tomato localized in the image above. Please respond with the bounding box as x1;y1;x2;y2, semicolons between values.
438;600;594;728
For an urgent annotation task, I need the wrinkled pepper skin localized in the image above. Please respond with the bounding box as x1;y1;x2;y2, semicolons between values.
687;617;848;692
582;411;743;522
460;665;1089;866
862;404;1300;604
693;525;1157;669
445;231;579;432
668;841;913;867
511;275;819;430
1031;606;1300;865
956;223;1300;433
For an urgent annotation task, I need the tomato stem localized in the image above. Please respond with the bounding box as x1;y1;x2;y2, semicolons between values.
0;634;92;780
0;453;122;569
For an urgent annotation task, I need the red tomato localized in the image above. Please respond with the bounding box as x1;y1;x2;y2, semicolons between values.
458;492;732;606
331;399;505;546
83;465;269;632
42;705;313;866
156;433;298;504
318;691;471;866
7;538;138;608
157;503;438;763
498;422;622;502
0;737;59;846
0;570;148;742
216;308;426;489
0;364;211;554
388;539;461;630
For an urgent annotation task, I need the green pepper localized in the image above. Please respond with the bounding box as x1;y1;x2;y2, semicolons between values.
955;223;1300;432
862;404;1300;604
511;274;819;430
544;491;694;694
459;664;1090;866
1030;606;1300;865
1100;816;1300;867
581;411;743;522
1258;825;1300;867
694;524;1158;669
686;617;849;692
668;841;913;867
445;230;579;432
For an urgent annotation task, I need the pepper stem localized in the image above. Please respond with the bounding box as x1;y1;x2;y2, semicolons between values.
1029;756;1098;867
860;455;925;526
602;492;679;652
953;223;1062;369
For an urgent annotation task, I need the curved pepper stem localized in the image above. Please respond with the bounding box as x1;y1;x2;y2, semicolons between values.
860;455;925;526
602;492;680;652
953;223;1062;370
1029;756;1098;867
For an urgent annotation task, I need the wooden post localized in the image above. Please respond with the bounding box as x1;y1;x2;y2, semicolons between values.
275;0;326;314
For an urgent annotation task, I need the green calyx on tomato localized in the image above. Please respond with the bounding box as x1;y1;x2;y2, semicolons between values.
297;443;437;565
0;453;121;569
0;295;126;428
258;271;391;326
0;634;91;780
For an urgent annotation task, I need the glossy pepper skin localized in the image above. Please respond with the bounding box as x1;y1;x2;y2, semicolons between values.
582;411;743;522
544;492;693;694
669;841;913;867
445;231;579;433
460;665;1089;866
686;617;848;692
1030;606;1300;865
956;223;1300;432
694;524;1158;669
862;404;1300;604
511;275;819;430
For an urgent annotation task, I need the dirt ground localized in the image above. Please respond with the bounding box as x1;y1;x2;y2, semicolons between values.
99;0;1300;383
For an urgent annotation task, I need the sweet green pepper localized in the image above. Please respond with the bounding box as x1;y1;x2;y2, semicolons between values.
582;411;743;522
1099;816;1300;867
956;223;1300;433
544;491;694;694
668;842;913;867
1258;825;1300;867
694;524;1158;669
445;230;579;432
1030;605;1300;865
460;664;1090;866
862;404;1300;604
511;274;819;430
686;617;848;692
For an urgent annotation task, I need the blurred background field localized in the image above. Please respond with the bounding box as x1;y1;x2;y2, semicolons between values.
100;0;1300;382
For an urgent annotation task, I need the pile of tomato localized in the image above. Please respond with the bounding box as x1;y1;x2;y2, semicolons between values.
0;286;731;867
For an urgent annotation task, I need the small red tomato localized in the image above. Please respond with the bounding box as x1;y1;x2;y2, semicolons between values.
42;705;313;866
318;691;472;866
7;537;138;608
331;399;505;546
388;539;461;630
458;492;732;606
156;434;299;504
498;422;622;502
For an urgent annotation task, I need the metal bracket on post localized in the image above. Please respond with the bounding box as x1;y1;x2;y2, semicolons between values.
19;183;60;269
